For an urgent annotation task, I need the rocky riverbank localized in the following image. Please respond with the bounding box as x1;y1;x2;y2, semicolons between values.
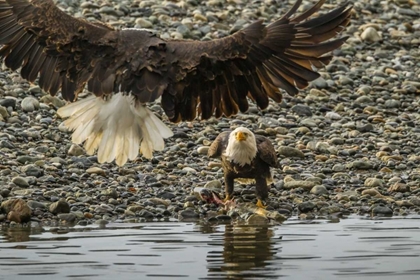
0;0;420;226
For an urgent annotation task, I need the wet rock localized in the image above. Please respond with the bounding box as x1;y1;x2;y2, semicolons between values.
246;213;269;225
298;201;316;213
1;199;32;223
49;199;71;214
138;209;155;219
178;209;199;220
371;205;393;216
57;213;77;223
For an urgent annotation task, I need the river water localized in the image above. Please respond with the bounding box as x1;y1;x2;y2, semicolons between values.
1;216;420;280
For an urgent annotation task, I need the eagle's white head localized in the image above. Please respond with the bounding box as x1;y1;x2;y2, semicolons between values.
224;127;258;166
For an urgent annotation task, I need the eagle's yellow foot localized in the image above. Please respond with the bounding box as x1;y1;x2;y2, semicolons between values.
256;199;267;209
224;194;232;202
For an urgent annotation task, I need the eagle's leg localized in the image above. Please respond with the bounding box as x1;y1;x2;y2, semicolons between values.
224;173;235;202
255;177;268;208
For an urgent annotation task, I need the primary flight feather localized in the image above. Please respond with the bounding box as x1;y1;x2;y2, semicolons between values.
0;0;353;166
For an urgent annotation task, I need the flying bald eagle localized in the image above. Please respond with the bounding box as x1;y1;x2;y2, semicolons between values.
0;0;352;166
208;127;279;208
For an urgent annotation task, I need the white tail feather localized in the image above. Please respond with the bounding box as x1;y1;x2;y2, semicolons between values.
57;93;174;166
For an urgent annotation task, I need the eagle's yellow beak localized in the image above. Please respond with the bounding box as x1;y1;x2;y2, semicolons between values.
236;131;246;141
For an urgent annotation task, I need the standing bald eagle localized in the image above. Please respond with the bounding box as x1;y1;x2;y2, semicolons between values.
208;127;279;208
0;0;352;166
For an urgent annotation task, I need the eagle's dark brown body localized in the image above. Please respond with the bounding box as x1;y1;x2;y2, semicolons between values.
0;0;353;166
208;130;279;205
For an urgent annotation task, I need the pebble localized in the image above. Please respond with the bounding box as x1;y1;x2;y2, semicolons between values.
310;185;328;195
371;205;393;217
11;177;29;188
283;181;316;191
68;144;85;156
49;199;71;214
360;27;382;42
277;146;305;158
21;97;40;112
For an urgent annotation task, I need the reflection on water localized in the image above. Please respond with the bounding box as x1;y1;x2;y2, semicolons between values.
206;225;278;279
1;217;420;279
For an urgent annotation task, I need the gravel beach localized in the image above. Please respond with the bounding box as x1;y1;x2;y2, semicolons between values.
0;0;419;226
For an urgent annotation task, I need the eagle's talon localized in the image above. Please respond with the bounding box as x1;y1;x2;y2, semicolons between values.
256;199;267;209
224;194;232;202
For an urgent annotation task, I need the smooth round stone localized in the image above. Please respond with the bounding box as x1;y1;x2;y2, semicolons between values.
298;201;316;212
277;146;305;158
361;27;381;42
371;206;393;216
11;177;29;188
364;178;384;188
21;97;40;112
178;209;200;220
310;185;328;195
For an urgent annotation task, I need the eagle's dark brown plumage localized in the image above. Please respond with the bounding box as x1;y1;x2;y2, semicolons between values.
208;127;279;208
0;0;352;166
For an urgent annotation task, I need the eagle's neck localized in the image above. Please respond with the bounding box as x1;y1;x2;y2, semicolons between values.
224;140;257;167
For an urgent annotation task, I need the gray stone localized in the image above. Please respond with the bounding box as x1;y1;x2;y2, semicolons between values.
291;104;312;116
277;146;305;158
371;205;393;216
49;199;71;214
298;201;316;212
347;160;374;170
283;180;316;190
364;178;384;188
68;144;85;156
22;165;43;177
11;177;29;188
178;209;200;220
361;27;381;42
21;97;40;112
310;185;328;195
57;213;77;223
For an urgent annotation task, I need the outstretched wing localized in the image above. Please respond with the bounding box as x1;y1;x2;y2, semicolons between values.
159;0;352;122
0;0;122;101
0;0;352;124
256;135;279;168
208;131;231;158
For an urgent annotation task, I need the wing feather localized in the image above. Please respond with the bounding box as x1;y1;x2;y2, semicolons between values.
208;131;230;158
256;136;279;168
0;0;351;123
161;0;352;122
